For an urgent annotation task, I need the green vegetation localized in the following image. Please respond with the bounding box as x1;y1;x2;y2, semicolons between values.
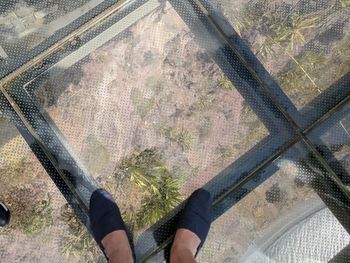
221;1;347;107
277;52;326;95
218;74;234;90
0;186;53;236
160;125;192;151
59;148;181;261
0;136;54;236
238;0;323;97
23;197;53;235
115;148;183;228
231;0;282;38
273;15;319;52
254;37;275;59
256;15;321;93
241;1;319;53
341;0;350;8
215;145;235;163
196;95;215;112
60;204;103;263
240;0;268;30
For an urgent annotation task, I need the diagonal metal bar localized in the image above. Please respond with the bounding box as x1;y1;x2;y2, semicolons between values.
0;84;96;213
0;0;129;82
0;91;90;226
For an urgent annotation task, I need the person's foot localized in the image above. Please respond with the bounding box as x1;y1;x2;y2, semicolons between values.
170;189;212;263
89;189;133;263
101;230;134;263
0;202;10;227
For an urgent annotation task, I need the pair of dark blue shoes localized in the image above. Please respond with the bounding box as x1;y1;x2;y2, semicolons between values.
89;188;212;259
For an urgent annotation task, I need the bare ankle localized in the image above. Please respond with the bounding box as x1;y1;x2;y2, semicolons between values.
170;229;200;263
173;229;200;255
171;247;196;263
102;230;133;263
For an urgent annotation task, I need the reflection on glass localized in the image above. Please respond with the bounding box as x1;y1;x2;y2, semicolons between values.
32;2;268;237
0;0;102;64
213;0;350;109
198;142;350;262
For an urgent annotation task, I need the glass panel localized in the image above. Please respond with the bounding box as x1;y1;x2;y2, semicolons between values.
1;1;349;262
0;0;113;74
212;0;350;110
197;142;350;262
0;117;104;263
28;1;270;238
308;100;350;184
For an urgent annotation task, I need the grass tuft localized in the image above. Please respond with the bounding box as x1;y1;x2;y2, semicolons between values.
23;197;53;235
160;126;192;151
60;204;103;263
0;185;53;236
218;74;234;90
117;148;183;228
341;0;350;8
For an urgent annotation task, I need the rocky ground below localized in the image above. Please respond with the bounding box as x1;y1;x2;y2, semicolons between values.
0;0;349;262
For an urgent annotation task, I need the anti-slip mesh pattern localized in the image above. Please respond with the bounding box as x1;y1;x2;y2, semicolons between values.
0;0;119;79
197;142;350;263
0;0;349;262
0;112;105;263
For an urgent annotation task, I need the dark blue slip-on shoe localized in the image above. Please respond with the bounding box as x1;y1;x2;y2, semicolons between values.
176;189;213;255
0;202;10;227
89;189;126;249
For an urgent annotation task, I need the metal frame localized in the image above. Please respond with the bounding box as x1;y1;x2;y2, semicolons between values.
0;0;125;80
0;0;350;262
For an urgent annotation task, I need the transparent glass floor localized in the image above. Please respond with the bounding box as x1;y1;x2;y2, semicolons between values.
0;0;350;262
0;118;102;263
212;0;350;109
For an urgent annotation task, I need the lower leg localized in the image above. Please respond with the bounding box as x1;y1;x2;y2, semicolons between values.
170;189;212;263
89;189;134;263
102;230;133;263
170;229;200;263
